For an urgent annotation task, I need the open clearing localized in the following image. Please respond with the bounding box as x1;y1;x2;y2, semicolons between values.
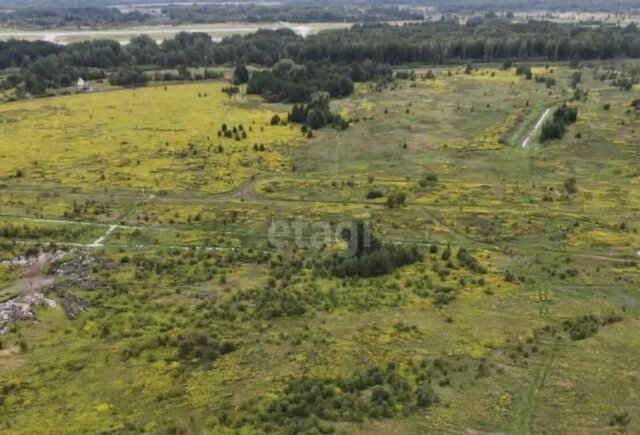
0;63;638;434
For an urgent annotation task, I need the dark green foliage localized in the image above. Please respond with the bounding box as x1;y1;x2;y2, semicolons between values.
246;287;309;318
456;248;487;274
611;76;638;91
504;269;515;282
108;68;148;87
563;177;578;194
4;19;640;96
386;192;406;209
535;75;555;88
418;173;438;188
441;244;451;261
341;220;382;258
247;60;355;103
270;114;281;126
540;104;578;142
321;221;421;278
516;65;532;80
540;120;564;142
288;92;348;131
433;286;456;306
307;108;326;130
232;65;249;85
176;332;236;365
327;244;422;278
226;364;439;433
415;383;438;407
570;71;581;89
609;411;631;428
396;70;416;80
366;189;384;199
288;104;307;123
561;313;623;341
0;3;423;28
222;85;240;98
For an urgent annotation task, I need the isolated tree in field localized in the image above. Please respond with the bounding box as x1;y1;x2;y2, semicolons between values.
270;114;281;125
563;178;578;194
233;65;250;85
386;192;407;209
307;109;326;130
571;71;581;89
515;65;532;80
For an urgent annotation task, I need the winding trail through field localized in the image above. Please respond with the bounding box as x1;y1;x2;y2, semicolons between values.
88;225;120;247
522;107;552;148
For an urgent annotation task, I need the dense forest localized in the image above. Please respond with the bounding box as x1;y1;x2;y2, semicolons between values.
1;19;640;99
1;0;639;29
432;0;640;13
163;4;423;25
0;4;422;28
1;0;639;12
0;7;149;28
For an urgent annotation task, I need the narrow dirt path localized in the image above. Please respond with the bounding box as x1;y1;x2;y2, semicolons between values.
88;224;120;247
522;107;552;148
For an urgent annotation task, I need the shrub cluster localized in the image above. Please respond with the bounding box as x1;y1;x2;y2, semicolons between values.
287;92;349;130
221;364;439;433
540;104;578;142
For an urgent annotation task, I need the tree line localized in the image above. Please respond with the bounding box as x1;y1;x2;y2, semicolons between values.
0;4;423;29
1;19;640;98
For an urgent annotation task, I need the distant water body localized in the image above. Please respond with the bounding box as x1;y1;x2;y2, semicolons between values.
0;22;351;45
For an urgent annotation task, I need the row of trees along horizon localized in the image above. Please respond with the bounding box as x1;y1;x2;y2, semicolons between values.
1;19;640;99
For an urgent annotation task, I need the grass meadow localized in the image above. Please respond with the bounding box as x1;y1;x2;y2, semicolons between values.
0;63;639;434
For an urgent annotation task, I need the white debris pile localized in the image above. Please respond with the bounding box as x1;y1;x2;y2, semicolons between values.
2;250;68;268
0;293;57;336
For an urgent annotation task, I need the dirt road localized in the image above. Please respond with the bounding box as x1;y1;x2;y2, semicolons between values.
522;107;552;148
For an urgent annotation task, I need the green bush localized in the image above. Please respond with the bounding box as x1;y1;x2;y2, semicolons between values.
366;189;384;199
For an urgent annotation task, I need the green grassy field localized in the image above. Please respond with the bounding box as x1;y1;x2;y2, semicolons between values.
0;62;639;434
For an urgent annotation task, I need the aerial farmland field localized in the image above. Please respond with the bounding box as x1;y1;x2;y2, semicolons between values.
0;6;640;433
